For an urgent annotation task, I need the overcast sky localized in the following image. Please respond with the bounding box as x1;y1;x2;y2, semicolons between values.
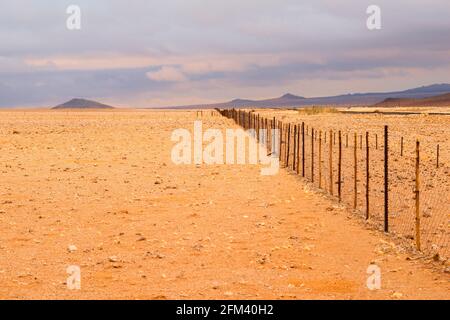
0;0;449;107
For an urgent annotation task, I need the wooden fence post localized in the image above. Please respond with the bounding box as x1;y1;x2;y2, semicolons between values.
296;125;301;174
286;123;291;168
319;131;322;188
329;129;333;195
384;125;389;233
311;128;314;182
415;140;421;251
279;122;283;163
338;131;342;202
366;132;370;220
302;122;305;177
354;132;358;209
293;125;298;171
436;144;440;168
401;137;404;157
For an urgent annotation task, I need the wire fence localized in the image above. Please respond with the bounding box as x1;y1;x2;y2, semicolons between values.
219;108;449;261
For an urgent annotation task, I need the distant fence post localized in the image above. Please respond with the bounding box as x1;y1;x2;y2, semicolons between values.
329;129;333;195
415;140;421;251
338;131;342;202
354;132;358;209
366;132;370;220
384;125;389;233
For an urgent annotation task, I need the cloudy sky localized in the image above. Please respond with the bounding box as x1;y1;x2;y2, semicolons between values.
1;0;449;108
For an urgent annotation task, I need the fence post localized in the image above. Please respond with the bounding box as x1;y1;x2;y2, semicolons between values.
319;131;322;188
415;140;421;251
329;129;333;195
296;125;301;174
293;125;297;171
302;122;305;177
401;137;404;157
384;125;389;233
354;132;357;209
264;118;268;148
366;132;370;220
257;114;260;142
286;123;291;168
338;131;342;202
311;128;314;182
279;122;283;164
436;144;440;168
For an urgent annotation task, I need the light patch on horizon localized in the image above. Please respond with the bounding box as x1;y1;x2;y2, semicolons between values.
146;66;187;82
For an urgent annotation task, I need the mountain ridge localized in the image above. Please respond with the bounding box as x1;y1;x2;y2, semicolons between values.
163;83;450;109
374;93;450;107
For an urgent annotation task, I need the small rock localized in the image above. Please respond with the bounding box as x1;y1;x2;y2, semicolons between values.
67;245;77;253
108;256;118;262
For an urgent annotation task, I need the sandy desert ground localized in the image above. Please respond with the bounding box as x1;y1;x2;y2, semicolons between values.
0;109;448;300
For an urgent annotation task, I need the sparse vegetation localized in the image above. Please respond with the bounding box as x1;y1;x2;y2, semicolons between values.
298;106;339;115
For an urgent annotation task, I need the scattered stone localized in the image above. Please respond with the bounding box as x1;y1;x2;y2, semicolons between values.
108;256;118;262
67;245;77;253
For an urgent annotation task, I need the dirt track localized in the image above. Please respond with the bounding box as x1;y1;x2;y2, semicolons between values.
0;110;448;299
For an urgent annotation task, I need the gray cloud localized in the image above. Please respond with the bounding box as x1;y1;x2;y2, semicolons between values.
0;0;449;107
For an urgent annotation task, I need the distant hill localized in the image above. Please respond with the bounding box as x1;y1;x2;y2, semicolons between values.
53;98;115;109
164;83;450;109
374;93;450;108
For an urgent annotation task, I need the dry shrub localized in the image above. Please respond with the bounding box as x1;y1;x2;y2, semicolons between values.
298;106;339;115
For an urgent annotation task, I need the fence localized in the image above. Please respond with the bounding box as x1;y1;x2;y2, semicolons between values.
218;108;449;261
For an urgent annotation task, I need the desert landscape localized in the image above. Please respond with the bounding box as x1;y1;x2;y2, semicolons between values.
0;109;448;300
1;0;450;307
